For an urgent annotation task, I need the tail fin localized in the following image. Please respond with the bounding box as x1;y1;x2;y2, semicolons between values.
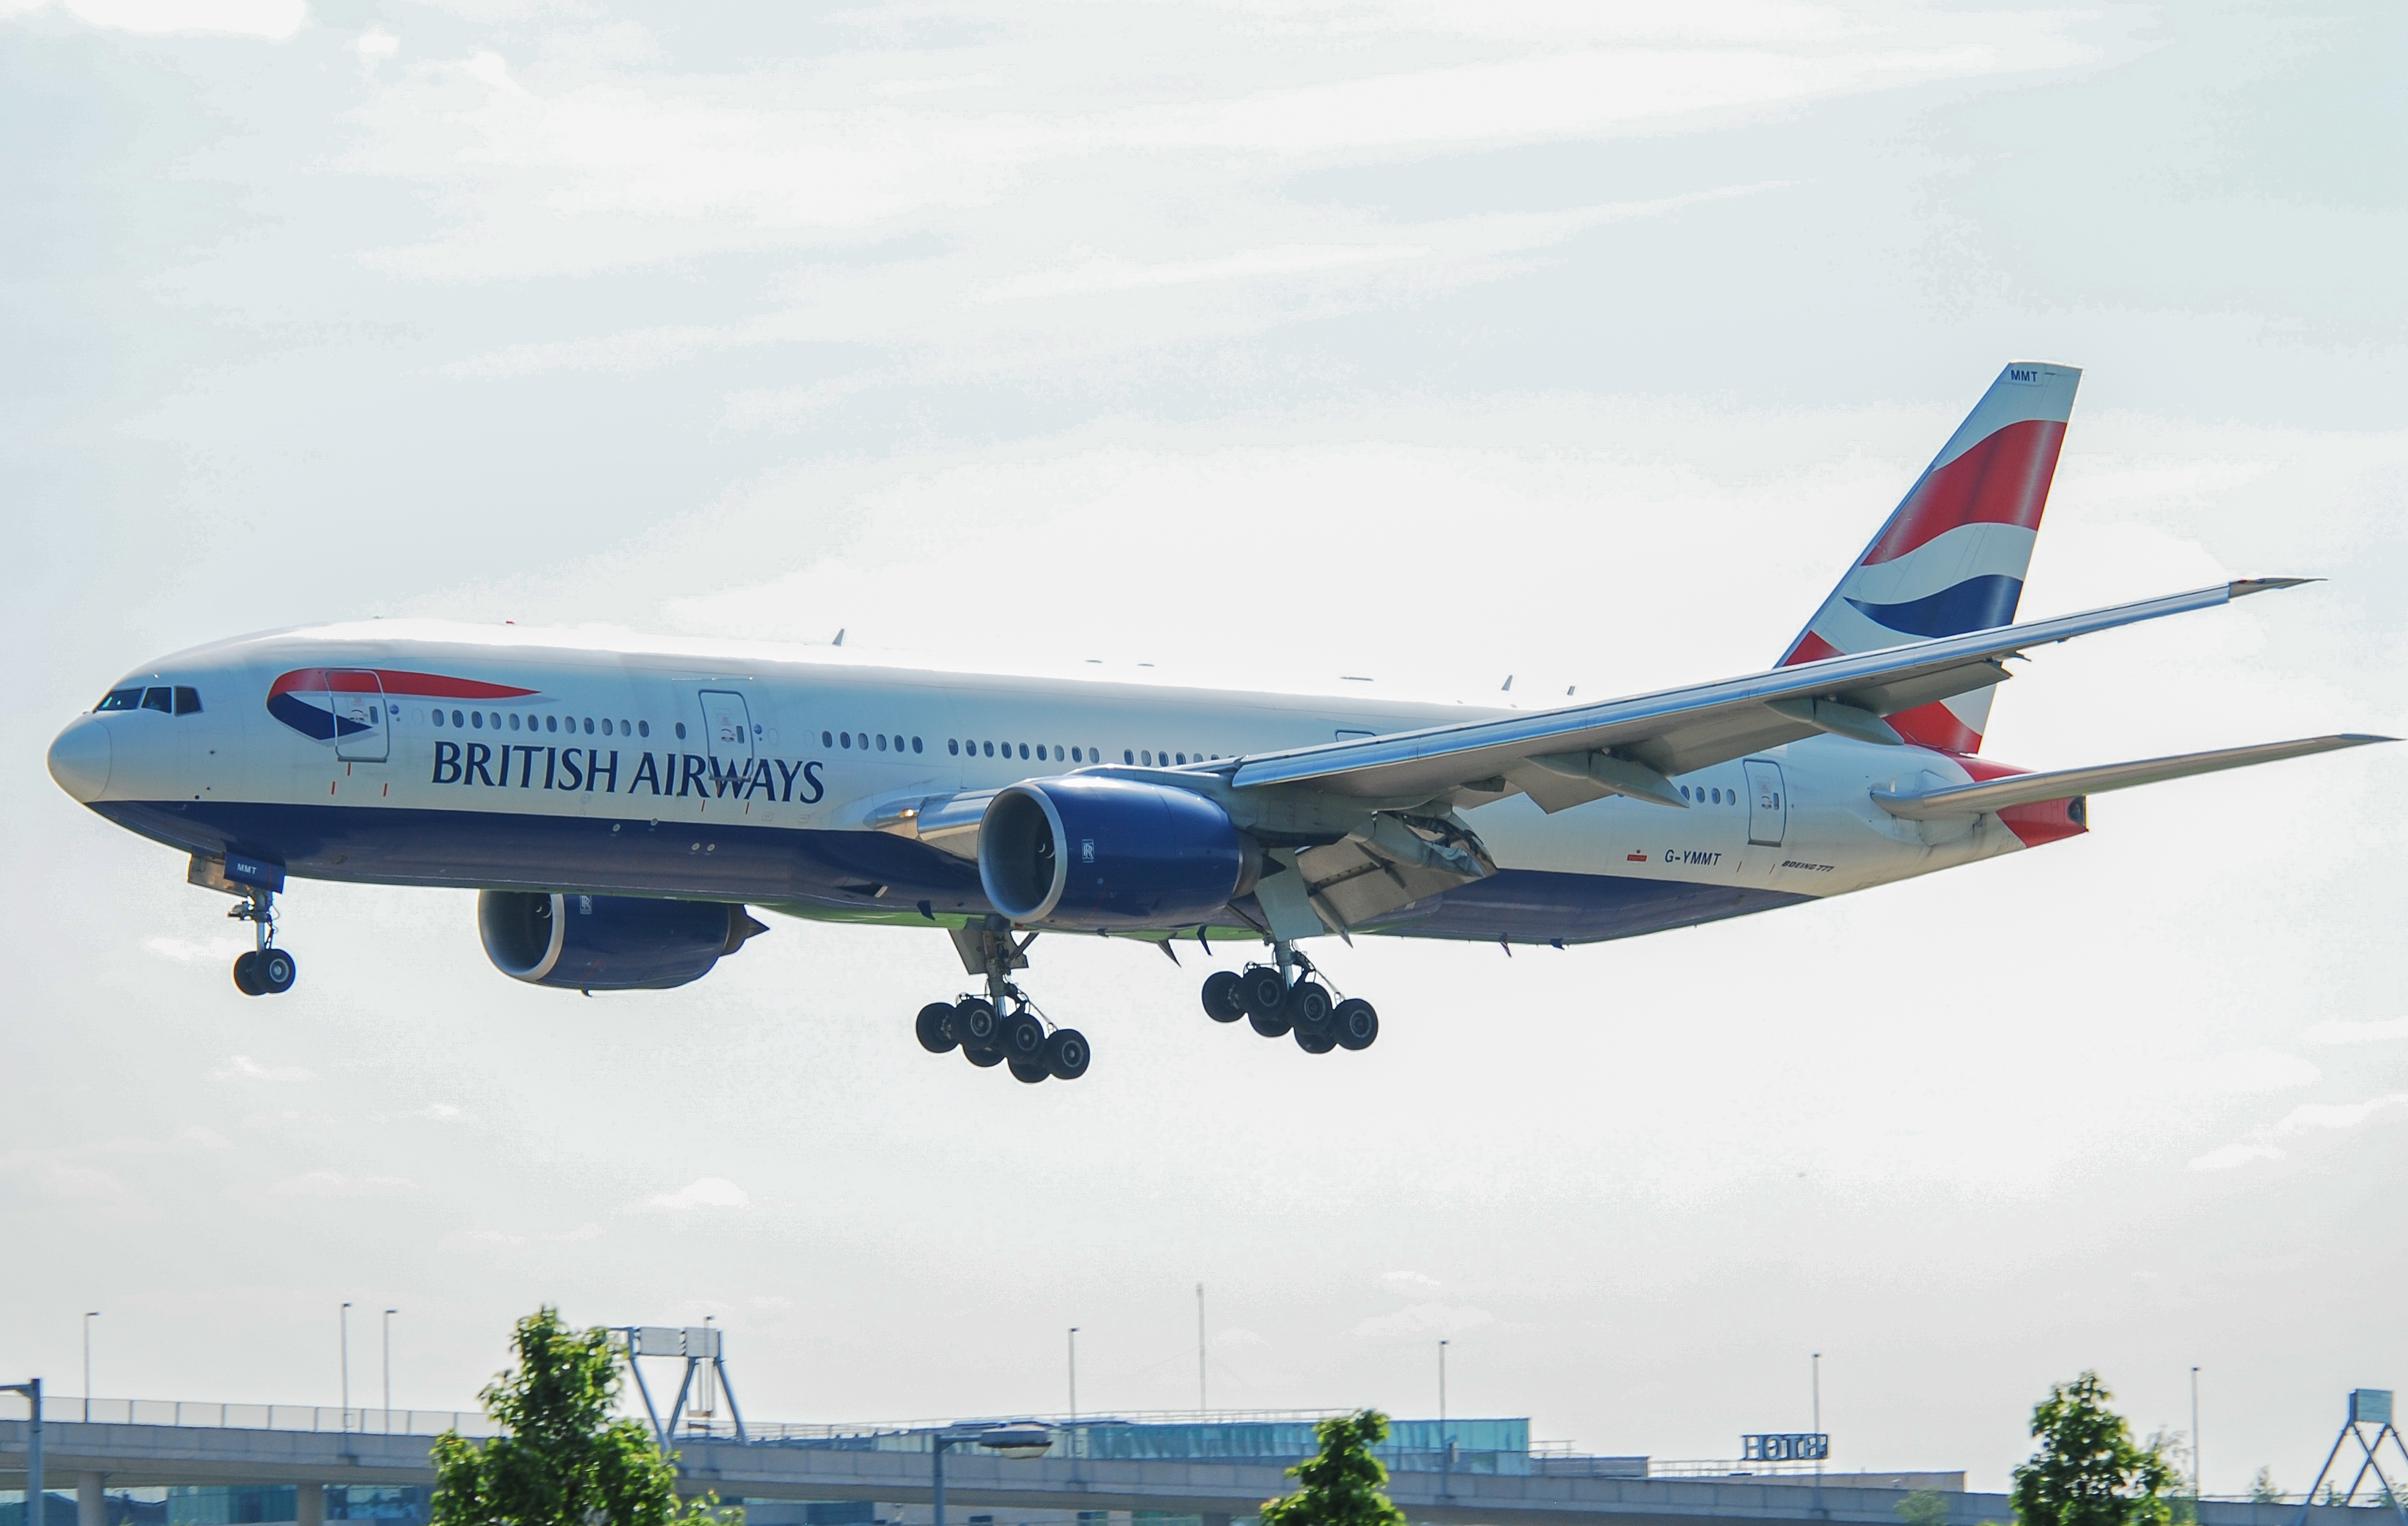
1779;360;2081;753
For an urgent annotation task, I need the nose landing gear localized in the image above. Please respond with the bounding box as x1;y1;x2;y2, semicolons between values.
228;887;298;997
1196;943;1376;1056
914;917;1091;1084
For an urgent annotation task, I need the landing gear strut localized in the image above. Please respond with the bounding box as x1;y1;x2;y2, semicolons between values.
915;917;1090;1083
1197;943;1375;1055
228;887;298;997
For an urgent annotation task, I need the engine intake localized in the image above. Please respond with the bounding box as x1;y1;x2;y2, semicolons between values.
979;776;1259;929
477;891;768;991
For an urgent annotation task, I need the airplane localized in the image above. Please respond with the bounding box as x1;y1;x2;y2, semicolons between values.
47;362;2389;1084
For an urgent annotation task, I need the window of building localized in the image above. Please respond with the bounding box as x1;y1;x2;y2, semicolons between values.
174;686;202;715
95;687;142;712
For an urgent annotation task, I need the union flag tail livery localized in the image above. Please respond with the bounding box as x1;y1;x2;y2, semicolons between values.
47;358;2389;1083
1780;361;2081;753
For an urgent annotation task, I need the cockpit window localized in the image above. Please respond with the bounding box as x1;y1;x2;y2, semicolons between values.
95;688;143;712
174;686;202;715
141;687;174;713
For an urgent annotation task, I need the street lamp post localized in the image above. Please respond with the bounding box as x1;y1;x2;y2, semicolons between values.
1067;1329;1078;1421
83;1314;99;1422
1438;1340;1450;1498
384;1311;398;1433
3;1377;41;1526
340;1303;352;1425
932;1424;1053;1526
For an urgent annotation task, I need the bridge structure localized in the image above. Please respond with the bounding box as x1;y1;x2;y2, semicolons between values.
0;1405;2381;1526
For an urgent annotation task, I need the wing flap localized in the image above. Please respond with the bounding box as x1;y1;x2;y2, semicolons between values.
1872;734;2391;820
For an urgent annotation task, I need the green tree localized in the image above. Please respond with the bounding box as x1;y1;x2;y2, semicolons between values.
1258;1410;1408;1526
2009;1373;2178;1526
432;1307;735;1526
2249;1467;2282;1504
1896;1488;1953;1526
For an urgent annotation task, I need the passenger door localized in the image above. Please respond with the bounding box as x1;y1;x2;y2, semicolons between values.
1744;758;1787;847
697;691;756;763
330;671;389;762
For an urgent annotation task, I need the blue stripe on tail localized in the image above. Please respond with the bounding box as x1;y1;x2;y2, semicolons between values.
1845;574;2024;639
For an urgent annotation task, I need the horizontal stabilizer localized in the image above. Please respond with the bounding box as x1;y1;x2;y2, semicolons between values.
1871;734;2392;820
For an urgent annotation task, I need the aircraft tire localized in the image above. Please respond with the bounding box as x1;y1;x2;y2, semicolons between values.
258;948;297;995
1293;1025;1337;1055
1200;970;1245;1023
1333;998;1379;1051
1287;981;1333;1035
915;1002;960;1054
998;1009;1046;1064
232;951;265;997
963;1043;1004;1068
1007;1056;1050;1084
1042;1028;1091;1080
1238;965;1289;1019
1247;1007;1291;1039
952;997;999;1048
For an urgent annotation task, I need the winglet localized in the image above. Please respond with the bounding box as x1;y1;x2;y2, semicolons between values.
2229;577;2320;598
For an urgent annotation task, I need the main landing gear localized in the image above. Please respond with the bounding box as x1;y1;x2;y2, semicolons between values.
915;917;1090;1084
1199;944;1377;1056
228;886;298;997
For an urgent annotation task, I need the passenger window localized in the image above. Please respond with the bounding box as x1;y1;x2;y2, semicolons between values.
600;719;612;736
472;711;485;729
173;686;202;715
1124;749;1134;764
581;717;593;735
142;687;173;713
841;733;853;748
96;688;143;712
948;739;959;756
1141;750;1152;765
450;710;464;727
543;715;556;733
912;737;923;753
639;721;651;737
509;713;521;730
1176;753;1186;764
675;722;686;739
824;731;833;747
877;734;888;751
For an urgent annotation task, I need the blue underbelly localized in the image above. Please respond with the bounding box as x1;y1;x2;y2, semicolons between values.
91;800;1814;945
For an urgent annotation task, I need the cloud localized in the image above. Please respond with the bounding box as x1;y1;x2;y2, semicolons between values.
1212;1327;1269;1349
2303;1016;2408;1045
176;1126;235;1150
0;1150;142;1206
2174;1049;2321;1096
377;1102;463;1122
441;1222;602;1250
639;1177;752;1211
1379;1270;1443;1296
268;1170;421;1197
1350;1302;1497;1343
147;935;252;963
3;0;307;40
214;1055;315;1082
2188;1092;2408;1171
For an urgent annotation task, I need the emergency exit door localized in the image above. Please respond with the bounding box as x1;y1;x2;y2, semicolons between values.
1744;759;1787;847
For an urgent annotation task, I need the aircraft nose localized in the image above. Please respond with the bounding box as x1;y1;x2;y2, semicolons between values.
48;714;113;801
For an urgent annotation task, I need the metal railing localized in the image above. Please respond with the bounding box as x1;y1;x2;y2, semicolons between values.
47;1398;498;1437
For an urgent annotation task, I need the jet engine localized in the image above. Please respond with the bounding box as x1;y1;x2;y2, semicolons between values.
477;891;769;991
979;776;1260;929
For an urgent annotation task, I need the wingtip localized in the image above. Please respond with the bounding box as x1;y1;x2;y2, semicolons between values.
2228;576;2322;597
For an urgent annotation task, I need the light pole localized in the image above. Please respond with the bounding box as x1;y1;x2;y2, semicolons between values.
931;1424;1053;1526
1195;1285;1206;1412
1439;1340;1451;1498
3;1377;41;1526
1811;1353;1824;1520
83;1313;100;1422
1067;1329;1078;1421
340;1303;352;1424
2191;1367;2201;1500
384;1311;398;1433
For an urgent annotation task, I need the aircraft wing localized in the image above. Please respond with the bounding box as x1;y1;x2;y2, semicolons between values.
1870;734;2391;820
1226;579;2315;812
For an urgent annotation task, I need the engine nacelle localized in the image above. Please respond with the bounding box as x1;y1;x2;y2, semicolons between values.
979;776;1260;929
477;891;768;991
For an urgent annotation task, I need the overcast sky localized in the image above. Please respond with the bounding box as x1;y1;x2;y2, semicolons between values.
4;0;2405;1499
